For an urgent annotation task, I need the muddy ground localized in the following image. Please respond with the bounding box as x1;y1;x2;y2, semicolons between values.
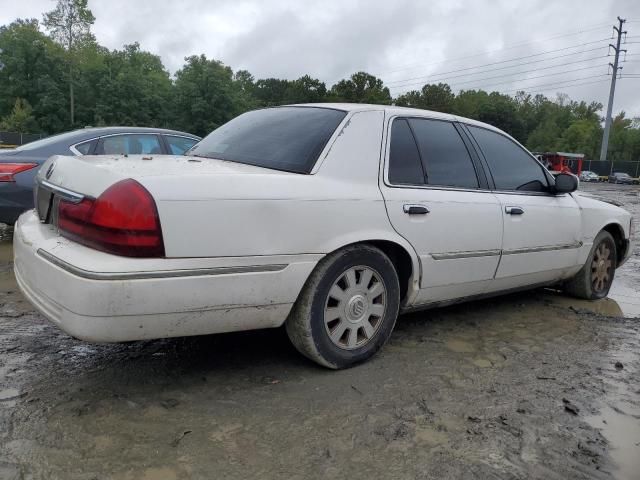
0;183;639;480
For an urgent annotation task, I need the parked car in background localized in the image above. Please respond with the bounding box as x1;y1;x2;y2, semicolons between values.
0;127;200;225
14;104;634;369
579;170;599;182
608;172;637;185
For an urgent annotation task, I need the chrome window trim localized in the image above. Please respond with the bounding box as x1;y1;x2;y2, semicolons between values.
386;183;493;194
163;134;200;141
71;133;199;156
37;249;288;281
383;182;564;197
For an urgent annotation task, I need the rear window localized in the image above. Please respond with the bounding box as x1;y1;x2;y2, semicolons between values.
187;107;347;173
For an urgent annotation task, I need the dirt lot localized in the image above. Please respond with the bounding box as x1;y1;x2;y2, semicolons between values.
0;183;639;480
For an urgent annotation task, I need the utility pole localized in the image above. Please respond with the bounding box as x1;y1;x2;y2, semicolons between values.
599;17;627;161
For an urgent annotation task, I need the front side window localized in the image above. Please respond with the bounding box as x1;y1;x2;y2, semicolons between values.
388;119;424;185
188;107;347;174
468;126;549;192
97;135;162;155
408;118;479;189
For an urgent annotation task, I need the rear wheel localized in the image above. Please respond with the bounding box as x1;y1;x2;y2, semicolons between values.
564;231;616;300
286;245;400;369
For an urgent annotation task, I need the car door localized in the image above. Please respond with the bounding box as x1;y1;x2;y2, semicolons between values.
380;116;503;305
464;125;582;290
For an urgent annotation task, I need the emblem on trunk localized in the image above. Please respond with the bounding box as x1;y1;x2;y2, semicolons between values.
45;162;56;179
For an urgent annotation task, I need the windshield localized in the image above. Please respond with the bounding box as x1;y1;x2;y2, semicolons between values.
187;107;347;174
14;130;81;151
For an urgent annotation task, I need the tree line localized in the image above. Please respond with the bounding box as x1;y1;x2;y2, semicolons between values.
0;0;639;162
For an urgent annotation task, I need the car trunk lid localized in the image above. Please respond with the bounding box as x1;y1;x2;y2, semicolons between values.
37;154;284;198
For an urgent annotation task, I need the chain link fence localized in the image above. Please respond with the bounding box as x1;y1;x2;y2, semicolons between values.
0;131;46;148
583;160;640;177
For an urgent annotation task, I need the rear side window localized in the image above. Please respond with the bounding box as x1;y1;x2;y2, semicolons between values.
165;135;198;155
388;119;424;185
97;135;162;155
188;107;347;173
408;119;479;189
73;139;97;155
468;126;549;192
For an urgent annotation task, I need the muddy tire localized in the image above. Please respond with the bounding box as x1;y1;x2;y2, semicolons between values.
564;230;617;300
286;244;400;369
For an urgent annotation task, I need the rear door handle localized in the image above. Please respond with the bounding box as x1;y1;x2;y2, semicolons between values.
403;204;429;215
505;206;524;215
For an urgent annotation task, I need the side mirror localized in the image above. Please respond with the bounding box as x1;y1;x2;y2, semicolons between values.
553;173;578;194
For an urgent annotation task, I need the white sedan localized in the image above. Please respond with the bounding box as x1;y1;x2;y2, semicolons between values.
14;104;634;368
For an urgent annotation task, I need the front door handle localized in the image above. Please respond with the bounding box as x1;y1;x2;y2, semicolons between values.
505;206;524;215
403;204;429;215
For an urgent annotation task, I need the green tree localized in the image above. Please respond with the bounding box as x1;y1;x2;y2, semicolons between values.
253;78;291;106
329;72;391;104
285;75;327;104
173;55;244;136
88;43;173;127
0;98;38;132
0;19;67;133
43;0;95;126
395;83;454;113
556;119;601;160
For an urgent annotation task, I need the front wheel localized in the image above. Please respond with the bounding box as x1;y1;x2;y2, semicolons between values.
564;231;617;300
286;245;400;369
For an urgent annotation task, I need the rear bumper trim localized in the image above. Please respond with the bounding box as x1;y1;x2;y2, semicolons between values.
37;248;287;281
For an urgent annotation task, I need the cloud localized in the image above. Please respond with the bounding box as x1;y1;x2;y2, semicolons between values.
1;0;639;115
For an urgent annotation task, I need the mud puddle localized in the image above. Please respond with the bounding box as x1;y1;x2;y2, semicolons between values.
585;338;640;480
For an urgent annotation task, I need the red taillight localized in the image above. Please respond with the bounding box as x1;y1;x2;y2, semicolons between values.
58;179;165;257
0;163;38;182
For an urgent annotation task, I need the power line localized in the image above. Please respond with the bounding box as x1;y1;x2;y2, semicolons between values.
428;64;608;93
369;22;612;76
514;78;612;96
385;45;607;87
389;56;607;91
498;74;610;94
384;41;608;86
328;22;612;84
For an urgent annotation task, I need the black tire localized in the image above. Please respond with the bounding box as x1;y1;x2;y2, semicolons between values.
564;231;617;300
285;244;400;369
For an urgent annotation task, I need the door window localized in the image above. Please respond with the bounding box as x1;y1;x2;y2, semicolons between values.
165;135;198;155
468;126;549;192
388;119;425;185
72;139;97;155
97;135;162;155
408;119;479;189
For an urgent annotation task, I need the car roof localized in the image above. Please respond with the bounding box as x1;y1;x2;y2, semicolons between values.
74;126;200;139
288;103;505;134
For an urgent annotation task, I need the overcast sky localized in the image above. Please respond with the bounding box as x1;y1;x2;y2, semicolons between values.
1;0;639;116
